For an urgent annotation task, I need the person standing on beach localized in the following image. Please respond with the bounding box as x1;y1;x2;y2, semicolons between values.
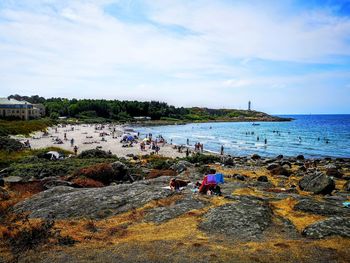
200;143;204;153
264;138;267;144
220;145;224;155
71;138;74;147
73;145;78;155
187;138;189;145
186;148;189;157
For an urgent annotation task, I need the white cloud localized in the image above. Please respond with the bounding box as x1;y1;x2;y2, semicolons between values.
0;0;349;113
223;79;252;88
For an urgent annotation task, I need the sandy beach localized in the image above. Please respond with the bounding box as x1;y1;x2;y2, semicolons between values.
12;123;187;158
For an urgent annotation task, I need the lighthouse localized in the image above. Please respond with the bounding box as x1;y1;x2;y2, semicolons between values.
248;101;251;111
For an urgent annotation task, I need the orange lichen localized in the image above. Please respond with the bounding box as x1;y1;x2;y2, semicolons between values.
270;198;325;232
233;187;267;198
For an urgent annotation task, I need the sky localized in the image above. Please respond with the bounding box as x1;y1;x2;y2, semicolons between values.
0;0;350;114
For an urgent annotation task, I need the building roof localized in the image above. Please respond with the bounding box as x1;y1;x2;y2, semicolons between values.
0;98;32;105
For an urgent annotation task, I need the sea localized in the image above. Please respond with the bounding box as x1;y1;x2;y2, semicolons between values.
135;115;350;158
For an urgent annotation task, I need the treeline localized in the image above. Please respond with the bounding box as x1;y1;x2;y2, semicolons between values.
8;95;189;121
7;94;288;122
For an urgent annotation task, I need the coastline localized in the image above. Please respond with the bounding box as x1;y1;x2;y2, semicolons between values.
131;116;293;127
9;122;349;160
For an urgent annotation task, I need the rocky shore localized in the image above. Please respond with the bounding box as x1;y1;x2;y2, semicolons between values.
1;149;349;262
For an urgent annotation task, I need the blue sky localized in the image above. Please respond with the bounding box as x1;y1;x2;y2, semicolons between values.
0;0;349;114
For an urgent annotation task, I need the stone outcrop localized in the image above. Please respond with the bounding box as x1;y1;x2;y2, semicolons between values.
294;199;350;216
303;217;350;239
199;197;272;241
14;177;174;219
298;172;335;195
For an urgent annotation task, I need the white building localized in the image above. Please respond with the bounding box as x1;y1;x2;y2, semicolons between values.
0;98;45;120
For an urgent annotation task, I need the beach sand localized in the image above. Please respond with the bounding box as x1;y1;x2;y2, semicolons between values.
12;124;187;158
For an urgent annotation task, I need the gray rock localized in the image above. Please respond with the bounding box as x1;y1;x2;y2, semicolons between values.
299;172;335;195
111;161;129;180
266;163;279;171
43;180;74;189
270;166;291;177
14;178;174;219
170;160;192;174
294;199;350;216
233;174;246;181
199;198;272;240
251;154;261;160
3;176;23;183
257;176;268;182
302;217;350;239
145;195;208;223
325;164;343;178
296;155;305;161
344;181;350;192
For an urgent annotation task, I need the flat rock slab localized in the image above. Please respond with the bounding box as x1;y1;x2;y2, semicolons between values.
3;176;23;183
199;197;272;241
303;216;350;239
144;195;208;224
14;179;174;219
294;199;350;216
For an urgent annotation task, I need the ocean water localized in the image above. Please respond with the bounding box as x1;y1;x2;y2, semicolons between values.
135;115;350;158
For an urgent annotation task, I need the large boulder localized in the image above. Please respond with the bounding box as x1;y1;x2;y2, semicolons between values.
199;197;272;241
270;165;291;177
294;199;350;216
3;176;23;183
266;163;280;171
14;177;174;219
170;160;192;174
299;172;335;195
251;154;261;160
111;161;129;180
302;217;350;239
325;164;343;178
296;155;305;161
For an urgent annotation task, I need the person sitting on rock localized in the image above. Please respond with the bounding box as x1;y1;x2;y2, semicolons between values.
169;178;190;191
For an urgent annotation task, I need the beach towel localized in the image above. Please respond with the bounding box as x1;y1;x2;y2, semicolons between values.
215;173;224;184
343;201;350;208
207;174;217;184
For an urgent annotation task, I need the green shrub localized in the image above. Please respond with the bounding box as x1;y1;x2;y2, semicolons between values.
7;156;118;179
185;153;221;165
0;136;24;152
78;149;114;159
0;119;53;136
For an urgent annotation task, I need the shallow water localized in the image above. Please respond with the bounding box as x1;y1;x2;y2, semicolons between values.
135;115;350;158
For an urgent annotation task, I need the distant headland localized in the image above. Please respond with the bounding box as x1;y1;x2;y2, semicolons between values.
0;94;292;124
